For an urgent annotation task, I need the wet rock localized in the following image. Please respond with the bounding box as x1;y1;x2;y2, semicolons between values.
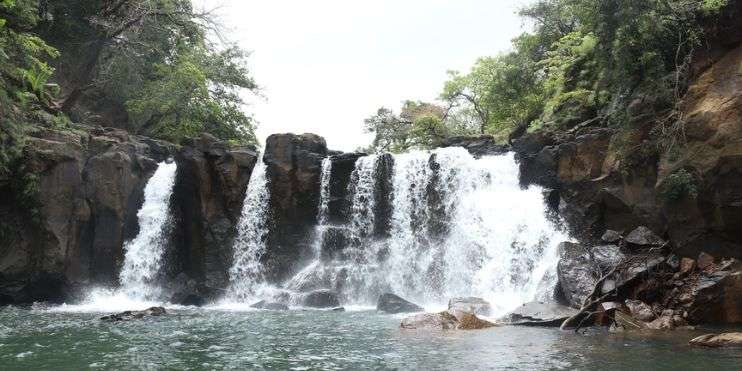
507;301;578;327
625;299;655;322
592;244;625;270
448;297;492;316
680;258;696;275
263;133;328;282
250;300;289;311
303;290;340;308
100;307;166;322
331;307;345;312
697;252;715;270
557;242;598;308
455;312;497;330
170;292;205;307
689;333;742;347
377;293;424;314
601;230;623;244
685;269;742;324
400;312;458;330
625;226;665;248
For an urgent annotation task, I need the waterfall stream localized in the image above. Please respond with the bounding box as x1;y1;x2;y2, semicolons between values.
226;158;272;301
282;148;567;315
118;161;178;301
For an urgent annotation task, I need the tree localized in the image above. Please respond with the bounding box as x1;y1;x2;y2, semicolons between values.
364;101;449;153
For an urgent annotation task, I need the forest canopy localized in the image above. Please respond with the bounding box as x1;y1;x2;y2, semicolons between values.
364;0;734;153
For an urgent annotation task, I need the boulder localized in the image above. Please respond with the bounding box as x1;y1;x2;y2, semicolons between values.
625;299;655;322
507;302;578;327
400;312;458;330
625;226;665;248
685;269;742;324
100;307;166;322
689;333;742;347
303;290;340;308
697;252;715;270
455;312;498;330
601;230;623;244
680;258;696;275
592;244;625;270
557;242;598;308
377;293;424;314
448;297;492;316
250;300;289;311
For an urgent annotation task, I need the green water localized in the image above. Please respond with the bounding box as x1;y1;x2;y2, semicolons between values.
0;306;739;370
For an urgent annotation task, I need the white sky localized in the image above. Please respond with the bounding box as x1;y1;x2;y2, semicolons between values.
194;0;533;151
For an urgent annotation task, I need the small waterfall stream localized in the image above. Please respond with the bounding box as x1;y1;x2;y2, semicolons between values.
226;158;272;301
118;161;178;301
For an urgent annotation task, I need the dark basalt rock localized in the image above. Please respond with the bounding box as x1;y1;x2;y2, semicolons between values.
625;226;665;248
100;306;166;322
251;300;289;311
377;293;424;314
263;133;328;282
302;289;340;308
557;242;599;308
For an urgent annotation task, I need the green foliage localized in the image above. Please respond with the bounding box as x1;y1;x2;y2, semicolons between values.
364;101;451;153
662;169;698;202
39;0;259;145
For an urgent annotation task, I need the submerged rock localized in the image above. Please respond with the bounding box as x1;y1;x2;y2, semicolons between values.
507;301;578;327
689;333;742;347
302;290;340;308
100;307;166;322
448;297;492;316
377;293;424;314
250;300;289;311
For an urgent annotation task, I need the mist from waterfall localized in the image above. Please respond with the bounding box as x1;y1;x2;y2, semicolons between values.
226;158;272;301
118;161;178;301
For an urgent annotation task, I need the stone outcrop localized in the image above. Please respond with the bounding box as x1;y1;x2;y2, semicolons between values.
263;133;328;282
438;135;510;158
0;127;175;305
172;134;257;294
377;293;424;314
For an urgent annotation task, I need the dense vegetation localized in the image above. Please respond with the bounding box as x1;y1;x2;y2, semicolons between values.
364;0;735;153
0;1;258;167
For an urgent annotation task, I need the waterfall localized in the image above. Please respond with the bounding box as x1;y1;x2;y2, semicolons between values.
227;158;272;300
118;161;178;301
283;147;567;315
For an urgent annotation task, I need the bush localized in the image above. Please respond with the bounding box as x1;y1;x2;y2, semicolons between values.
662;169;698;202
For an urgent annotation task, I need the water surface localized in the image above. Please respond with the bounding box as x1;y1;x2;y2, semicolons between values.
0;307;739;370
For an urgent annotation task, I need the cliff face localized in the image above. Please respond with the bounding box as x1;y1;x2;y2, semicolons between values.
0;127;175;304
514;43;742;260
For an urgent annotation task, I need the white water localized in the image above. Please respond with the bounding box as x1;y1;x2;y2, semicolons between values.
226;158;272;301
54;161;178;312
284;148;567;316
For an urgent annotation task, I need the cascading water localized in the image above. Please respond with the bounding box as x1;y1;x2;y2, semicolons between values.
226;158;272;301
118;161;178;301
284;147;568;316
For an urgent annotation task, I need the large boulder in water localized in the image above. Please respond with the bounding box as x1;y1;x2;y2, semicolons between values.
400;311;496;330
377;293;423;314
303;289;340;308
507;301;578;327
400;312;458;330
100;307;166;322
448;297;492;316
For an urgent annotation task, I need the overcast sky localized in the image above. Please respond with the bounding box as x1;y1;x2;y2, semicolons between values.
194;0;533;151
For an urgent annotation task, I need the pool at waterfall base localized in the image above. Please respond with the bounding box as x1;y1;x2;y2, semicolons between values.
0;306;740;370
